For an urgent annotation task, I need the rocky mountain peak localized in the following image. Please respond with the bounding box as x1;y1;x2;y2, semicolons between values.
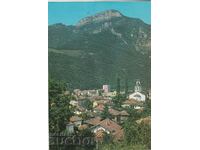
76;10;122;27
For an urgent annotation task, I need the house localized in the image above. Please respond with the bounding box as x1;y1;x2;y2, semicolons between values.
121;99;144;112
109;108;121;123
69;116;83;126
119;110;129;123
95;129;106;141
121;99;138;108
70;100;78;106
87;90;99;97
73;103;86;115
103;85;110;93
74;89;82;96
108;108;129;123
93;104;105;113
102;91;116;97
93;99;112;109
90;118;124;141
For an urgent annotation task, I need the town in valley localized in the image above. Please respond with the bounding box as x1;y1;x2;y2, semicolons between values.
49;79;151;150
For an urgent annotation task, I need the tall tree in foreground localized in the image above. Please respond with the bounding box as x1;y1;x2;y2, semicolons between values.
49;79;73;133
124;120;151;149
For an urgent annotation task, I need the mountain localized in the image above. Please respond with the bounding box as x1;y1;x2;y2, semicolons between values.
48;10;151;90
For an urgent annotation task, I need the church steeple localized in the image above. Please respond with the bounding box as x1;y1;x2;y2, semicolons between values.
134;80;142;92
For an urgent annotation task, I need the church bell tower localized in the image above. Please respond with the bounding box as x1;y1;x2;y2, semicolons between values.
134;80;142;92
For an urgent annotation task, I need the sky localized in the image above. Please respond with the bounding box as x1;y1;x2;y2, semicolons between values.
48;2;151;25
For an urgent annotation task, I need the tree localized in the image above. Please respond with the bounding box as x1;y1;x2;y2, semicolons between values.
82;99;93;111
126;106;142;121
49;79;73;133
113;94;124;108
101;104;111;119
113;77;123;108
116;77;120;96
49;79;65;98
123;119;151;149
79;128;94;137
143;95;151;117
124;77;128;98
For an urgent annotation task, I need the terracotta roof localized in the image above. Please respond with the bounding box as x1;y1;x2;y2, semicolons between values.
97;118;122;133
85;117;102;126
94;104;105;111
108;108;129;116
92;119;124;141
109;108;120;116
120;110;129;116
70;116;82;122
123;99;138;105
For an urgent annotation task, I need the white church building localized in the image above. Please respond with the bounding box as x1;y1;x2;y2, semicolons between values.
129;80;146;102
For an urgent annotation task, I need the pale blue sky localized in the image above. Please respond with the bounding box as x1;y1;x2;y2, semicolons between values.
48;2;151;25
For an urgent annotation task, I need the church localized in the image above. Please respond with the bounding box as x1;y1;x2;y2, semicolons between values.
129;80;146;102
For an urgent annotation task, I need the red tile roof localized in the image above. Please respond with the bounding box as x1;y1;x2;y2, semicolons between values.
109;108;120;116
85;117;102;126
97;118;122;133
95;118;124;141
108;108;129;116
94;104;105;111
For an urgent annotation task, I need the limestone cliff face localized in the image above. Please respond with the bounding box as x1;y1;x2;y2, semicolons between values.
76;10;122;27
